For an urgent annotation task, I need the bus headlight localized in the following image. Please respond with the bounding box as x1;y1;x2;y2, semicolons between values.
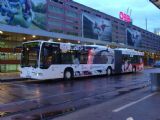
36;73;43;76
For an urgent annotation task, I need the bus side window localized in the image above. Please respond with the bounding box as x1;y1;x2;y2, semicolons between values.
80;52;88;64
52;50;61;64
43;47;53;68
72;51;80;64
61;51;73;64
140;57;143;63
72;55;80;64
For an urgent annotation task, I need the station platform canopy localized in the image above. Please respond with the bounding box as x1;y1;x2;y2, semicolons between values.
150;0;160;9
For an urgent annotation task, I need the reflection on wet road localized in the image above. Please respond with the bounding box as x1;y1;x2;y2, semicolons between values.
0;68;157;105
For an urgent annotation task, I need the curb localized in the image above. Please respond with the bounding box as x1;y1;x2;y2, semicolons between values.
0;78;28;82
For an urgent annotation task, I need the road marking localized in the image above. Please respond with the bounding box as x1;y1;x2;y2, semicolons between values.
113;92;157;113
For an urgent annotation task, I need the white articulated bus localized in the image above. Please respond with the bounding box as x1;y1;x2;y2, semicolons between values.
114;48;144;74
20;40;144;80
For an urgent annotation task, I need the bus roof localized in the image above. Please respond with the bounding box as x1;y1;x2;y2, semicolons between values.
23;40;110;49
23;40;143;55
115;48;144;56
23;40;59;44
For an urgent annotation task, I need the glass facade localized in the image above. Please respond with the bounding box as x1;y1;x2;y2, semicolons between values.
48;21;63;27
48;5;64;14
66;11;78;18
0;64;20;73
0;37;21;72
65;25;78;30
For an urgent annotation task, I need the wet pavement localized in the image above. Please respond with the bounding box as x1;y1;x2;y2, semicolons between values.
0;69;151;104
0;72;20;81
53;87;160;120
0;68;159;119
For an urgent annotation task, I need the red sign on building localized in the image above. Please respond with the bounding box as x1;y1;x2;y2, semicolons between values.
119;12;131;23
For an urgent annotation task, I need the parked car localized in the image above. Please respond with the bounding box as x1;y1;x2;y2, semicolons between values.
153;61;160;67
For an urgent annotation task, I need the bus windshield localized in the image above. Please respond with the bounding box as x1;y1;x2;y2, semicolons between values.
21;42;41;68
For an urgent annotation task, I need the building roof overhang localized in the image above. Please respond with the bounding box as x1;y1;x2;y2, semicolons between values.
150;0;160;9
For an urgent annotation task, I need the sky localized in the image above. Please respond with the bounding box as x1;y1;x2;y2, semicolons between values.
74;0;160;33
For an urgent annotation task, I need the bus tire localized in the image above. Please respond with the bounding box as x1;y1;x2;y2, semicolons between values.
64;69;74;80
106;67;112;76
132;67;136;73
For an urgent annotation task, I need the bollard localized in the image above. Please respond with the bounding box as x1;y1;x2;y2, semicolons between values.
150;73;160;92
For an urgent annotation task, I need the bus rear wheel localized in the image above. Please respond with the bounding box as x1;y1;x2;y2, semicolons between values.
64;69;73;80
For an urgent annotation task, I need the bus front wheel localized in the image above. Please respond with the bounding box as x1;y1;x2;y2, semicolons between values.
106;67;112;76
64;69;74;80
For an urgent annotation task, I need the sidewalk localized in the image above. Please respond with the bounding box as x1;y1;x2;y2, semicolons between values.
53;88;160;120
0;72;22;81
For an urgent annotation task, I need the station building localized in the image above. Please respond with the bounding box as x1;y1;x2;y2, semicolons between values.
0;0;160;72
154;28;160;36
